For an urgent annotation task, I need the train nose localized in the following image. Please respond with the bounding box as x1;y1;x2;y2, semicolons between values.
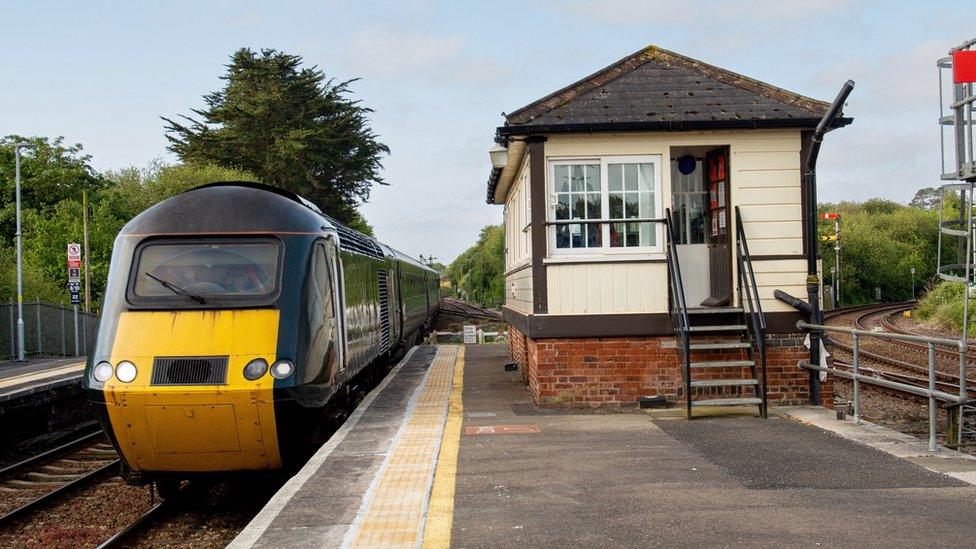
103;359;282;472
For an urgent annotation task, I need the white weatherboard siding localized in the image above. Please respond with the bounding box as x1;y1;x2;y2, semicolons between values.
505;266;533;314
546;262;667;314
504;156;533;315
536;130;805;314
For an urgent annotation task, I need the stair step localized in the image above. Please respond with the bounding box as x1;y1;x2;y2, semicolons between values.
688;325;748;332
691;397;763;407
689;341;751;350
690;360;755;369
690;378;759;388
687;307;743;314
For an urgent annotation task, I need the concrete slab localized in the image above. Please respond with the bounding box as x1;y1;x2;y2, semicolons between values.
231;345;455;549
779;406;976;484
0;357;85;402
452;345;976;548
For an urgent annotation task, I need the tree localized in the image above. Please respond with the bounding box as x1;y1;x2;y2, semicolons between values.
447;226;504;307
162;48;389;228
0;136;106;241
909;187;941;210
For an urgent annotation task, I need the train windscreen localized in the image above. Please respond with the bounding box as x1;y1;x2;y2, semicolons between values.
128;239;282;305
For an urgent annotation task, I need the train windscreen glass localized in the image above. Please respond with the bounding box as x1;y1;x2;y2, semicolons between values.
130;240;281;303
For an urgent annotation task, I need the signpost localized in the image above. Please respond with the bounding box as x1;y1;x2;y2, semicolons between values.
67;243;81;355
820;213;841;305
463;325;477;345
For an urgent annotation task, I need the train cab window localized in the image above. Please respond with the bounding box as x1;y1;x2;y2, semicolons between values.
128;239;282;305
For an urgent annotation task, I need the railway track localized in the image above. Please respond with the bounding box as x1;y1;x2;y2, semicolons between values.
0;433;120;528
823;302;975;402
0;431;175;546
439;298;502;321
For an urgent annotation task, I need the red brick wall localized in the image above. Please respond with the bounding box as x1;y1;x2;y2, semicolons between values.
506;328;832;409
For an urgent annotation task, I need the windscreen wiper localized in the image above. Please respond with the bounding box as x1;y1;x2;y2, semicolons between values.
145;272;207;304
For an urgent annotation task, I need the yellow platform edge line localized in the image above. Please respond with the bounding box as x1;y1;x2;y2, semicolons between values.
422;345;465;549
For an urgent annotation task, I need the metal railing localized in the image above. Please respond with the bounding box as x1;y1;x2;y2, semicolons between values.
796;320;967;452
735;206;768;418
664;209;693;419
0;300;98;361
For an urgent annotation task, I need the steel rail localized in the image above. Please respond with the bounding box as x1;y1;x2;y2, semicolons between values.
0;430;105;482
96;500;171;549
0;458;121;528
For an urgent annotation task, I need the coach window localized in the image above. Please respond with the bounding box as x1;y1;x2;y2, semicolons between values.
548;155;663;256
306;242;340;384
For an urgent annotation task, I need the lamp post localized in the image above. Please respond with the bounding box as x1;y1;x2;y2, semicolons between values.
14;142;29;361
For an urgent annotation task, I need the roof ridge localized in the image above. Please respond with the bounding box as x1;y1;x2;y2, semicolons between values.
505;45;832;126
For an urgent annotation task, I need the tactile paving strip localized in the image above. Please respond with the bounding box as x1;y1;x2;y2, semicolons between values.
347;345;459;548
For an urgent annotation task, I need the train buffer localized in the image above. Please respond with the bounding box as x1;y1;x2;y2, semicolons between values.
234;344;976;548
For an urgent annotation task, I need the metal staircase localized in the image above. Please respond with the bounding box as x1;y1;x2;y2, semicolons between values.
665;208;768;419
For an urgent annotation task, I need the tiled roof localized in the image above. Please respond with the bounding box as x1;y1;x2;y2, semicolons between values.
500;45;844;133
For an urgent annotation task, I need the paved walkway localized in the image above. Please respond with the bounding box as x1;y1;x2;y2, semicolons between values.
0;356;85;402
235;344;976;548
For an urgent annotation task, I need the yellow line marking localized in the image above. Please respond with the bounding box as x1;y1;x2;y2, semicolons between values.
349;345;459;548
0;362;85;390
422;346;464;549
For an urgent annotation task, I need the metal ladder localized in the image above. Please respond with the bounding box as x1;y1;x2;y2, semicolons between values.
936;38;976;444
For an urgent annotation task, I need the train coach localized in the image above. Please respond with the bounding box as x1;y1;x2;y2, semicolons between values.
82;182;439;493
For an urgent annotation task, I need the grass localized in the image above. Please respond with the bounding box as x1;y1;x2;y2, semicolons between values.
915;281;971;333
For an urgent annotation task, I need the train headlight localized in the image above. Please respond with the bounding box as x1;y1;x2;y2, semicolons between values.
116;361;137;383
243;358;268;380
270;360;294;379
93;361;113;382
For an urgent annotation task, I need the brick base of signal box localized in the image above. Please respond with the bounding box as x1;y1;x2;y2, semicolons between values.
507;326;833;409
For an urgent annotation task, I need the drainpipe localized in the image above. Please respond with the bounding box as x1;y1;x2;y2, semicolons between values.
804;80;855;405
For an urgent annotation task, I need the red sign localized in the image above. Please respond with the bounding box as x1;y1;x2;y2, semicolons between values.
67;259;81;269
953;50;976;83
820;212;840;220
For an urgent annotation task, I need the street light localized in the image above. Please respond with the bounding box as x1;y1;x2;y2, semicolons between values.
14;142;29;361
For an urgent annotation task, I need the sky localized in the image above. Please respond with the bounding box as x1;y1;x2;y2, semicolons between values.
2;0;975;263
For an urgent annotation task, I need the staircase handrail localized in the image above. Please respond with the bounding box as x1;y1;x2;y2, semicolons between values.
734;205;768;417
665;208;693;417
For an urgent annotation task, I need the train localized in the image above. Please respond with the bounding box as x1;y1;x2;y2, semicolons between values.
82;182;440;493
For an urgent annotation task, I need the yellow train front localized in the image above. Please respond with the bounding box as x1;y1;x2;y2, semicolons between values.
83;182;440;487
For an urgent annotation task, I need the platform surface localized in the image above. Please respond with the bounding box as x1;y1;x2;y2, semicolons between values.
0;356;85;402
236;344;976;548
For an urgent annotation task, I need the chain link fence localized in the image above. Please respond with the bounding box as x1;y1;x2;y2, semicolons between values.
0;300;99;361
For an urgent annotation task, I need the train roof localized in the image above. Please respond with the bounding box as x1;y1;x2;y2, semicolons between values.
119;181;428;266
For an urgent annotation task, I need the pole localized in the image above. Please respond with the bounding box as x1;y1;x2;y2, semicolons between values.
83;190;91;314
834;218;840;305
803;80;854;405
73;305;79;357
14;144;27;361
911;267;916;300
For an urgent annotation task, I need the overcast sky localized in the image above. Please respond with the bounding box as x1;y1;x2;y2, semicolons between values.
2;1;974;262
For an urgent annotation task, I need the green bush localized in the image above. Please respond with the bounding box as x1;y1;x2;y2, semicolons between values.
916;281;970;333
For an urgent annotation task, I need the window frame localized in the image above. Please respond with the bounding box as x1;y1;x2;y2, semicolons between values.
547;154;664;257
125;236;284;309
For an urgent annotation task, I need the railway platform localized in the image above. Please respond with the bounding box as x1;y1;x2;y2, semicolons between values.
0;357;85;403
234;344;976;548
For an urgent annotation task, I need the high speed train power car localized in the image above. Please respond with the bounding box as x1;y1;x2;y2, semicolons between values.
82;182;439;492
